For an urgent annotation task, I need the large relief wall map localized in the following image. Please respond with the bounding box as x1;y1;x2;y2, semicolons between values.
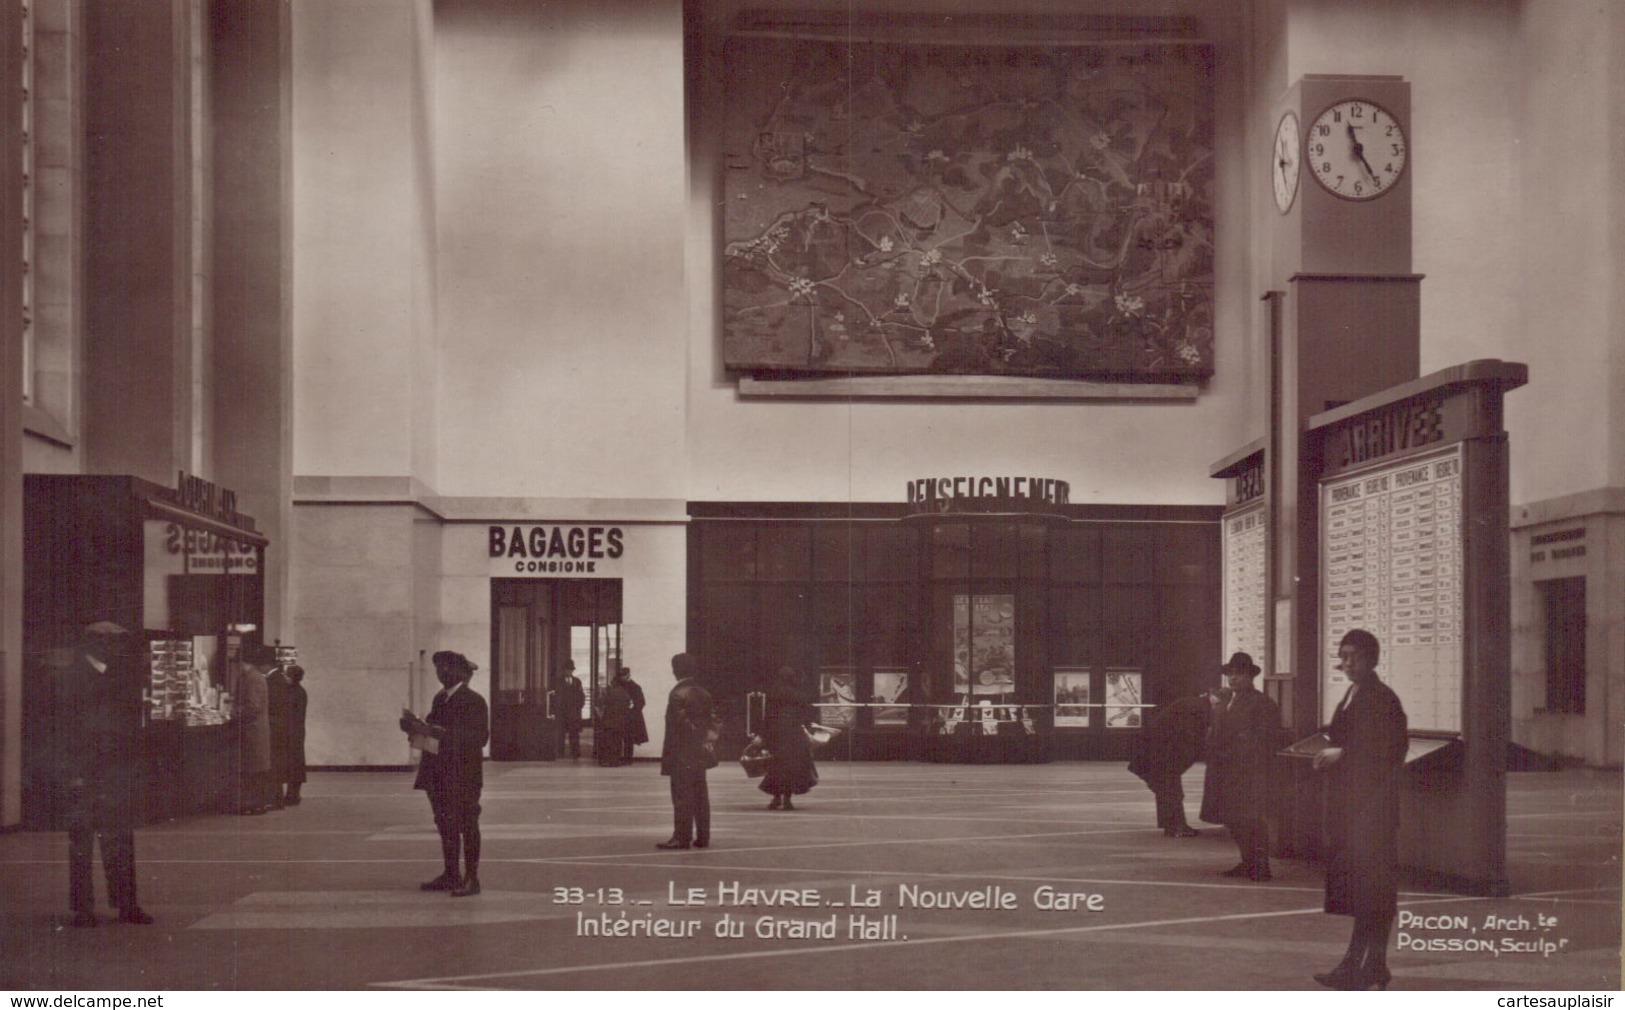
721;37;1215;381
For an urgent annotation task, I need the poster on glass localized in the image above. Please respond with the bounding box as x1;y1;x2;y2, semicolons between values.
1053;668;1092;727
954;594;1015;698
1105;668;1144;728
818;666;859;730
872;668;909;726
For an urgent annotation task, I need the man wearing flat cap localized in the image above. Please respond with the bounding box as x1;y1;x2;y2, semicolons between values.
56;621;152;926
401;650;489;897
1200;652;1284;881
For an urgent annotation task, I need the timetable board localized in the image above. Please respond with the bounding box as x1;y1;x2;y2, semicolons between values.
1319;444;1463;732
1221;504;1267;666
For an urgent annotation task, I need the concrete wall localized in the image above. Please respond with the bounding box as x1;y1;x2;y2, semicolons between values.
431;0;689;501
291;0;437;484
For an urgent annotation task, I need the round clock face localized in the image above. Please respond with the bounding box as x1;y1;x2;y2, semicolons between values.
1307;99;1407;200
1272;111;1302;213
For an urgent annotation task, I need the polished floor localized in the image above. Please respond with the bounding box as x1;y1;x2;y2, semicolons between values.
0;760;1619;991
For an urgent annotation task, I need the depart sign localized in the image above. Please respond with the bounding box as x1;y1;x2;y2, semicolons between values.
488;524;625;576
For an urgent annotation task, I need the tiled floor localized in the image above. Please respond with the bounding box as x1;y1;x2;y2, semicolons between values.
1;762;1618;990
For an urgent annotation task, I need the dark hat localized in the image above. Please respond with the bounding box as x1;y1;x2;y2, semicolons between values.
432;650;478;677
671;652;696;679
1221;651;1261;677
241;642;278;667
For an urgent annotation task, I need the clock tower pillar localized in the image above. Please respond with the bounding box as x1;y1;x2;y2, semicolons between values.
1266;75;1419;735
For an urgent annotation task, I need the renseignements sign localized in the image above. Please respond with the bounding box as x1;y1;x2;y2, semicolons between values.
906;477;1070;516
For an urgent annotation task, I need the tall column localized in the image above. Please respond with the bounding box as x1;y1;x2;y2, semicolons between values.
0;0;28;826
209;0;292;640
82;1;198;482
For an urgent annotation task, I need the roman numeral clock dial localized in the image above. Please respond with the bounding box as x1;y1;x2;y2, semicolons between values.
1308;99;1407;200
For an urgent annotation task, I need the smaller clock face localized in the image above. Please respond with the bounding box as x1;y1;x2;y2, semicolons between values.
1307;99;1407;200
1272;111;1302;213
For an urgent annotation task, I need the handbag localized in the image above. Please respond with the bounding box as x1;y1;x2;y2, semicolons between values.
739;751;771;778
740;739;771;778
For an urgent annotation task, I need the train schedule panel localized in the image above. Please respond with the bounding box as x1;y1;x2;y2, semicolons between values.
1319;446;1463;731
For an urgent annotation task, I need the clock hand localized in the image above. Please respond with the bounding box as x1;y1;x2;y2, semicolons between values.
1346;123;1377;178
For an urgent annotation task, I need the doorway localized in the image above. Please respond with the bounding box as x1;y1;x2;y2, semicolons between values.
489;578;622;760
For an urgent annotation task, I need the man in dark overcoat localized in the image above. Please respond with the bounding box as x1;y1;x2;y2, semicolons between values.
283;665;309;804
597;675;633;767
56;621;153;926
657;653;716;850
1199;651;1283;881
1128;690;1218;836
556;659;585;759
266;661;292;808
401;651;489;897
232;644;273;815
617;665;649;764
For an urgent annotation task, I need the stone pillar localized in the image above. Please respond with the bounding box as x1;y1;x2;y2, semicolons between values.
0;0;27;826
209;0;293;640
82;0;197;482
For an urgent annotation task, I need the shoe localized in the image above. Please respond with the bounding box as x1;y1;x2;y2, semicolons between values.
656;838;691;850
1166;826;1199;838
782;798;794;811
1350;965;1391;991
1313;967;1360;989
284;796;301;806
420;873;459;891
117;906;154;925
693;838;709;849
1219;863;1251;877
450;874;480;898
768;796;783;810
70;911;98;928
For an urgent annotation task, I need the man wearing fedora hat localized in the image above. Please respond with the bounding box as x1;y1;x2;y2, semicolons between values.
56;621;153;926
1199;651;1283;881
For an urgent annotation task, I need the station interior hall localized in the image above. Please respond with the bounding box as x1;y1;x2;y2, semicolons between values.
0;0;1620;993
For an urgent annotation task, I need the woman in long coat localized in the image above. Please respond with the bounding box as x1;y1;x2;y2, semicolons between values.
1313;628;1408;991
757;666;817;810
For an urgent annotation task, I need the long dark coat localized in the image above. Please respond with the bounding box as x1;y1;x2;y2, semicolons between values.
1322;677;1408;918
412;683;490;800
661;679;716;775
623;678;650;746
287;681;308;785
557;675;585;730
1128;694;1210;785
235;665;271;774
267;667;293;781
1199;686;1281;826
599;682;634;733
759;694;817;796
55;651;143;829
